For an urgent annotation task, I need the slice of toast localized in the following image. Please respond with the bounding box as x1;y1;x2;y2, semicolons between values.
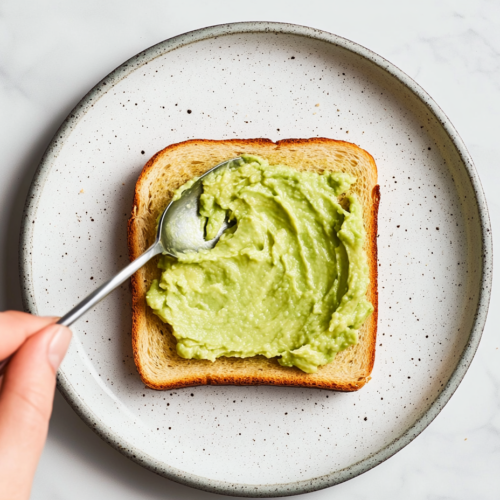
128;138;379;391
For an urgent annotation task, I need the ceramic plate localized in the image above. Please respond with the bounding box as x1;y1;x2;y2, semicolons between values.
20;23;492;497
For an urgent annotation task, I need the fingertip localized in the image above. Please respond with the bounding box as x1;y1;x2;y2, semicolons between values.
0;312;60;360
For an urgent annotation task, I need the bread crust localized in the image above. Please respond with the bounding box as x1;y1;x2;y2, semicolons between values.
128;138;379;391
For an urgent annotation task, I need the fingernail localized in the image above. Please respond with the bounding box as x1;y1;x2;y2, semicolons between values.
47;325;72;372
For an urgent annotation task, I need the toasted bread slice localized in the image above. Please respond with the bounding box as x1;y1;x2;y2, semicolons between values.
128;138;379;391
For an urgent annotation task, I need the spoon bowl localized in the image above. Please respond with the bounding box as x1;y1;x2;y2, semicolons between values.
159;157;242;256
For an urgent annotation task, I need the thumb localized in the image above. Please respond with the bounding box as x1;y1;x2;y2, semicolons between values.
0;323;72;500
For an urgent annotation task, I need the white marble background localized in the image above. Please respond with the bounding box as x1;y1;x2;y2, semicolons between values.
1;0;499;498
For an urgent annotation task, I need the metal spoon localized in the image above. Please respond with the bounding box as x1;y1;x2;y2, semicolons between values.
0;160;243;377
57;156;242;327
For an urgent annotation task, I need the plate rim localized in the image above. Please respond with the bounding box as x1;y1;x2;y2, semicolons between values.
19;21;493;497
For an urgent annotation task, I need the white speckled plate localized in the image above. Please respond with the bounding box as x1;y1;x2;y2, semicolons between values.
20;23;492;497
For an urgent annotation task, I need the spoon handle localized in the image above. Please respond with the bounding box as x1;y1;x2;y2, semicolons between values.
57;240;163;327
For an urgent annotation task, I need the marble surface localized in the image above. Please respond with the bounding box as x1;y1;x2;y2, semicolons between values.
1;1;499;498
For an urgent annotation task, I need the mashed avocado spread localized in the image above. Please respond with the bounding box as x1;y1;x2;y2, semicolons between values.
146;155;373;373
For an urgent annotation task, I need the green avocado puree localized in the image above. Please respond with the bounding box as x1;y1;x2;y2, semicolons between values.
146;155;373;373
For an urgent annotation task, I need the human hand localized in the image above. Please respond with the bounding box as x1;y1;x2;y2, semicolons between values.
0;311;72;500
